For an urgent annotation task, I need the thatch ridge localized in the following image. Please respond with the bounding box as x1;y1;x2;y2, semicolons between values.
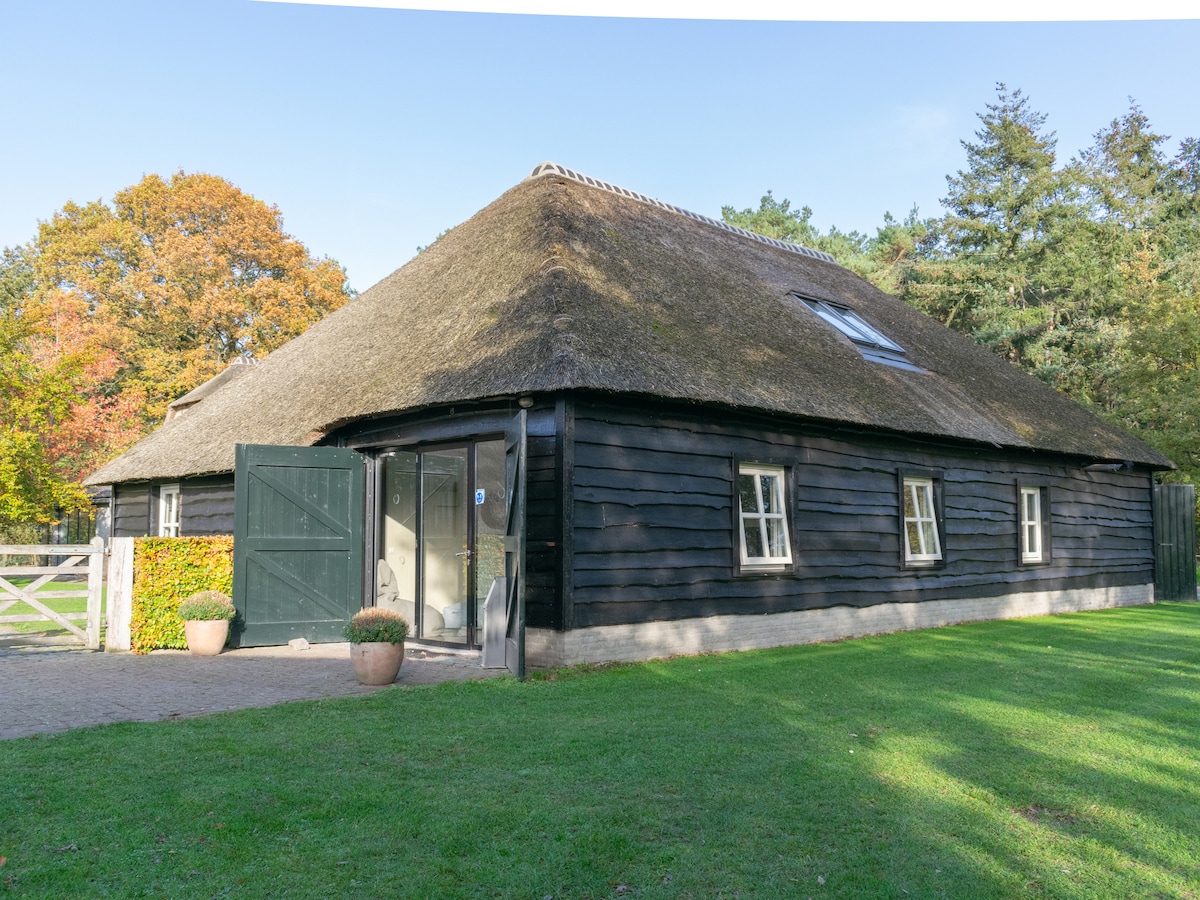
527;162;838;264
165;357;259;422
85;168;1170;486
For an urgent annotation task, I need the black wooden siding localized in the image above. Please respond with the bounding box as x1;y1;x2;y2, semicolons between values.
524;432;560;629
111;476;236;538
112;483;153;538
568;401;1155;628
105;396;1157;634
181;476;237;536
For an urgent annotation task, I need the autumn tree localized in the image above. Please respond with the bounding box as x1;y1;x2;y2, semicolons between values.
1;171;353;533
0;247;91;536
29;171;353;421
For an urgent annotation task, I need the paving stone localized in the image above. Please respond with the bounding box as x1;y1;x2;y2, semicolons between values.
0;631;504;740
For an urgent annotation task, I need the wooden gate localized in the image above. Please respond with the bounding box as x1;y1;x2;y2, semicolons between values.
0;539;105;648
1154;483;1197;602
232;444;365;646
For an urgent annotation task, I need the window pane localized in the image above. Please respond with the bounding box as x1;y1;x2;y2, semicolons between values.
743;518;764;558
798;295;905;353
159;486;181;537
827;308;876;344
759;474;779;514
738;474;760;514
380;452;418;617
839;308;905;352
914;483;933;518
765;517;788;557
905;522;921;556
1021;488;1042;561
903;477;941;561
921;522;939;556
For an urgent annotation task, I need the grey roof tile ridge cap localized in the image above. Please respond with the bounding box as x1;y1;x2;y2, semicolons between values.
526;161;839;267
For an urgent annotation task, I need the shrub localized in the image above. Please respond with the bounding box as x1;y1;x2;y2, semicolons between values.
130;537;234;653
178;590;236;621
344;607;409;644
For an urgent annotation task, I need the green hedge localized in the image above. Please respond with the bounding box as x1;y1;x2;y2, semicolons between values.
130;537;234;654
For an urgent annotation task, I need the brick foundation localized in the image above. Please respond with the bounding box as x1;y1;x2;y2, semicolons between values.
525;583;1154;668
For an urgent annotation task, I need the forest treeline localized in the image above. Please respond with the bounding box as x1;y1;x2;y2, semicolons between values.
725;85;1200;489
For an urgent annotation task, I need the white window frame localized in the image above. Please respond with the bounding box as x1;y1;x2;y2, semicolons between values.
801;297;904;352
793;293;920;371
902;476;942;564
158;483;181;537
1020;485;1045;564
737;463;792;570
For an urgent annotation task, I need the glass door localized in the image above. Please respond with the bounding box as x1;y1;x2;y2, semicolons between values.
473;439;506;643
376;439;505;649
421;448;469;644
377;450;420;633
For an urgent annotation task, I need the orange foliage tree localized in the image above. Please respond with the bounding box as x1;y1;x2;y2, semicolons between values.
30;171;352;421
1;172;353;530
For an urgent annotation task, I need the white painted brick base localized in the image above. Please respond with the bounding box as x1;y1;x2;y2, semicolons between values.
525;583;1154;669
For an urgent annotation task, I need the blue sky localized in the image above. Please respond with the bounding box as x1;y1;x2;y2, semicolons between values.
3;1;1197;292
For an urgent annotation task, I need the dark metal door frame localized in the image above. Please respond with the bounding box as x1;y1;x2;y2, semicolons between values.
504;410;527;679
372;439;504;650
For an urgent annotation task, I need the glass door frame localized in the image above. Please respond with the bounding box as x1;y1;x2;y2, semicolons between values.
372;437;502;650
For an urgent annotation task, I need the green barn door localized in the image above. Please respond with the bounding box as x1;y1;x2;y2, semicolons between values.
232;444;365;647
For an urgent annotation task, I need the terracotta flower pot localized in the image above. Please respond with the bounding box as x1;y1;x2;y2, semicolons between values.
350;641;405;685
185;619;230;656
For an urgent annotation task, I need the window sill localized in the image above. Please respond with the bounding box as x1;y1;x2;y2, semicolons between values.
737;563;792;577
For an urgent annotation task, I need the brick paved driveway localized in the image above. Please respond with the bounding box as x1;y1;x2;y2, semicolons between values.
0;630;503;740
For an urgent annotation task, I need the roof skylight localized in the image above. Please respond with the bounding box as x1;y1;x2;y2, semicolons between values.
793;293;920;372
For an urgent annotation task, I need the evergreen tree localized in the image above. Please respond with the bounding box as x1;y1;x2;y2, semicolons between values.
718;87;1200;487
902;84;1093;391
721;193;929;294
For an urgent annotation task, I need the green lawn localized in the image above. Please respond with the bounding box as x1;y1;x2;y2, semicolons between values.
2;603;1198;898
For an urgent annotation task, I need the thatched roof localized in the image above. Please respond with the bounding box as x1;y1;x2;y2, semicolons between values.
164;357;260;422
86;163;1171;486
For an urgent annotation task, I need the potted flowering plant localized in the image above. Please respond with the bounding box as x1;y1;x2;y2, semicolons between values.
178;590;236;656
344;607;410;685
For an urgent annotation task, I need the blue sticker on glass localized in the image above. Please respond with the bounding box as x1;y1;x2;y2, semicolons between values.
475;489;486;505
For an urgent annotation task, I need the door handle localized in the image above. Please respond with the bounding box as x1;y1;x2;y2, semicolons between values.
455;550;473;558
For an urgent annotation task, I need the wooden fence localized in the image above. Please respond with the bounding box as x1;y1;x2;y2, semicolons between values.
1154;483;1197;602
0;538;106;649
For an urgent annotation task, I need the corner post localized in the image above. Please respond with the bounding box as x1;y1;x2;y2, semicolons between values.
105;537;135;652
